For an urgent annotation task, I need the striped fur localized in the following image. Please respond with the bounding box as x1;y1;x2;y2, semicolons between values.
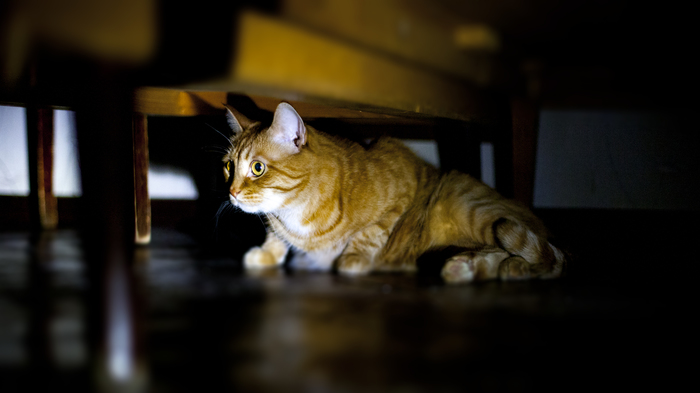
223;103;565;282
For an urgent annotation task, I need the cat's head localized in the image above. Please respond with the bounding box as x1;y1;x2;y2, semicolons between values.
222;102;308;214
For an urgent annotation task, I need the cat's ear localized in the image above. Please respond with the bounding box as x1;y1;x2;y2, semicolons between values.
223;104;253;135
269;102;306;153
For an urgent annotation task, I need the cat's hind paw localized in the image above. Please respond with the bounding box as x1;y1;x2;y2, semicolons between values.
441;255;476;283
498;256;531;280
441;249;509;283
243;247;281;269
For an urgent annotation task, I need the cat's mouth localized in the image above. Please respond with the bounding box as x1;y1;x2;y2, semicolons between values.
231;195;260;213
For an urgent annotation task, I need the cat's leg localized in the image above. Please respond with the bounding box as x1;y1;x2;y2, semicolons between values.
441;248;510;283
441;234;561;283
243;231;289;269
336;205;410;275
335;227;385;275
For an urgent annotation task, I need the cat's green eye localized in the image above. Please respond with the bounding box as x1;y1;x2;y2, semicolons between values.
251;160;265;177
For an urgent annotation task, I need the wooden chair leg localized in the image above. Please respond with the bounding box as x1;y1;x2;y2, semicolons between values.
26;106;58;230
511;98;539;207
133;113;151;245
435;120;482;179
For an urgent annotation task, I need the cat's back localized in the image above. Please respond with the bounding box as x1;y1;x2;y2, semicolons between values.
368;137;439;188
312;130;436;180
337;136;439;212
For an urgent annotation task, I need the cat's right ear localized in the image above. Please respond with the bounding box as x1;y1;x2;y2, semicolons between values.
223;104;253;135
269;103;306;154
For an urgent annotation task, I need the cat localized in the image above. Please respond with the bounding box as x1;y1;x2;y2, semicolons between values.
221;102;565;283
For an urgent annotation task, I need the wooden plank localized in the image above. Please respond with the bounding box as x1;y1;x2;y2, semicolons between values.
219;11;489;122
133;88;225;116
243;95;417;121
136;11;504;124
281;0;499;83
134;86;444;125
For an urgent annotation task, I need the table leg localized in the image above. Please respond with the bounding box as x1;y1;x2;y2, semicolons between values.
511;98;539;207
133;113;151;245
435;120;482;179
74;70;147;392
26;106;58;230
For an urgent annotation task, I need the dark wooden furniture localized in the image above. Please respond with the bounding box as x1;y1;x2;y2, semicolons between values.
17;7;526;239
2;1;690;392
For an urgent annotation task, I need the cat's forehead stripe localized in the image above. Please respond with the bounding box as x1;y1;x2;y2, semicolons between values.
235;128;262;161
234;134;251;163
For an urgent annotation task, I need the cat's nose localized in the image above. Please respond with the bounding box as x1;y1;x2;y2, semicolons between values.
231;189;240;199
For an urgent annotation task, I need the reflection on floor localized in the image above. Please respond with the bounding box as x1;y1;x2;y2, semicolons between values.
0;213;692;392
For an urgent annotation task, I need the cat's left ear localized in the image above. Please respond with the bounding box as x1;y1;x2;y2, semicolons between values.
223;104;253;135
269;103;306;154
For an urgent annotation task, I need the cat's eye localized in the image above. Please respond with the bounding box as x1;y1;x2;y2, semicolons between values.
225;161;232;172
251;160;265;177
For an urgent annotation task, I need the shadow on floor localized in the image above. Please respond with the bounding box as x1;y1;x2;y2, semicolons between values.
0;209;694;392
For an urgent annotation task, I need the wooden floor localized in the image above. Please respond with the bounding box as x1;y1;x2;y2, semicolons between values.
0;209;693;392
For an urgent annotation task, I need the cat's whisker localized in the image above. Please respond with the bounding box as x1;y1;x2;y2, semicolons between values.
213;201;230;236
255;213;267;228
202;146;230;154
203;144;228;150
205;122;234;147
264;213;279;236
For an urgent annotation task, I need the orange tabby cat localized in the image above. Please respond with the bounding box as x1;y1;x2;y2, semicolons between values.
222;102;565;283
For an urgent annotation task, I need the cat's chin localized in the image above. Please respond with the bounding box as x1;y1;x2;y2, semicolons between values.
238;203;272;214
238;204;260;214
230;197;258;213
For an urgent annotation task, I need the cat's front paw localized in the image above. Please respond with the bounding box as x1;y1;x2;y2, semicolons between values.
243;247;281;269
